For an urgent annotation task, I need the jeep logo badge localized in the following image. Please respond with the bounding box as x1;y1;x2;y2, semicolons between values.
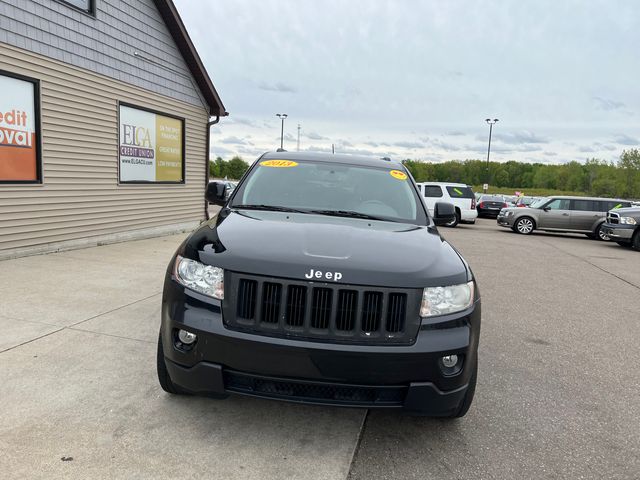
304;269;342;282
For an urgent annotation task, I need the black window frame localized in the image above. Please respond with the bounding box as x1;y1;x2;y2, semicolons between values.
446;185;475;199
0;69;43;185
117;101;186;185
571;199;595;212
55;0;96;16
423;185;443;198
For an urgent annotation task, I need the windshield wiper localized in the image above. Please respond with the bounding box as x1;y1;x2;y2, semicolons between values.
309;209;388;221
232;204;308;213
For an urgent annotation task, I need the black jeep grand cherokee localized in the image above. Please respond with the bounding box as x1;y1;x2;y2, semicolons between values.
157;152;481;417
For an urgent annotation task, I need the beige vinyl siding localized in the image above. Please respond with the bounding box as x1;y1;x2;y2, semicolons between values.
0;43;209;254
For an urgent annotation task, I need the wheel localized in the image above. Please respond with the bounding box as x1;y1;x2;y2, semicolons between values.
157;333;188;395
632;230;640;251
514;217;535;235
451;360;477;418
595;223;610;241
445;210;460;228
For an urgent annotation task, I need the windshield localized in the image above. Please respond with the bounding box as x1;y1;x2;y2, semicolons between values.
529;197;549;209
230;159;427;224
480;195;504;202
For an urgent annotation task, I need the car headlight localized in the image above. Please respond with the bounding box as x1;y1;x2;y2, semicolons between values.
620;217;637;225
504;211;514;217
174;255;224;300
420;281;474;317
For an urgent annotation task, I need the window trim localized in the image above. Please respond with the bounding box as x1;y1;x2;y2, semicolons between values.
570;199;595;212
55;0;97;17
117;101;186;185
423;185;444;198
0;69;43;185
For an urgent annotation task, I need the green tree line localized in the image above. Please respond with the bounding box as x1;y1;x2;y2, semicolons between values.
403;149;640;199
209;156;250;180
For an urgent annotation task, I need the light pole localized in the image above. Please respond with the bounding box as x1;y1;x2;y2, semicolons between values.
297;124;301;151
485;118;498;192
276;113;288;150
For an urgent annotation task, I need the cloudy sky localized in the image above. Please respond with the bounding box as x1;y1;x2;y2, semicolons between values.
174;0;640;164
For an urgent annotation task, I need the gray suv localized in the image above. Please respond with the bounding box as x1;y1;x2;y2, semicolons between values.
497;196;632;240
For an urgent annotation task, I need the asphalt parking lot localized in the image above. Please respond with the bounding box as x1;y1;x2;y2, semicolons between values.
1;218;639;479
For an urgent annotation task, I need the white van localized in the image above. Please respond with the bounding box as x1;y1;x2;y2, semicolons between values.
416;182;478;227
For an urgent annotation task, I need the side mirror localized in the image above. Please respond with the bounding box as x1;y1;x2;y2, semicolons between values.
206;181;228;206
433;202;456;226
543;206;551;212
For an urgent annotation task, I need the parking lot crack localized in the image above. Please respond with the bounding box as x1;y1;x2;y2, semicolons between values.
539;240;640;291
67;292;162;328
0;293;161;354
346;410;370;479
0;327;65;354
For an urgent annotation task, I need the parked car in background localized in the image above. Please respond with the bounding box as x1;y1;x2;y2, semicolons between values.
477;195;508;218
515;196;539;208
416;182;477;227
601;207;640;250
496;196;632;240
502;195;518;207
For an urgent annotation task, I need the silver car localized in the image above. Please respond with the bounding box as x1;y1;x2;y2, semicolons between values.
497;196;633;240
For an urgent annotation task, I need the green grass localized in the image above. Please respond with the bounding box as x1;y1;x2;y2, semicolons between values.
472;186;587;197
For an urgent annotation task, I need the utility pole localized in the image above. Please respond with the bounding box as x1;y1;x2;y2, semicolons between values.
297;124;301;151
485;118;499;193
332;143;335;154
276;113;288;150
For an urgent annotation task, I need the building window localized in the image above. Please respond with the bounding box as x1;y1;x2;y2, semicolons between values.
118;103;185;184
58;0;95;15
0;70;42;184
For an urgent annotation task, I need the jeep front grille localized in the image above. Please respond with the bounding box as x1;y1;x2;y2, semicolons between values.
223;272;422;345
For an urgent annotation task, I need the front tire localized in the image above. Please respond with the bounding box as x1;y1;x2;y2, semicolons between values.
632;230;640;251
514;217;535;235
445;209;460;228
595;223;610;241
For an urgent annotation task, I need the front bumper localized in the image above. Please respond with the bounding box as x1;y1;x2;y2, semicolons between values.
160;279;481;416
497;214;514;227
478;208;502;217
601;223;635;241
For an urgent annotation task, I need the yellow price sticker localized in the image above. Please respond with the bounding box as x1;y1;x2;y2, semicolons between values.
260;159;298;168
389;170;407;180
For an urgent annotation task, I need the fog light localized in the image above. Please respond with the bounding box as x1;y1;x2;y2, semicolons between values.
178;329;197;345
442;354;458;368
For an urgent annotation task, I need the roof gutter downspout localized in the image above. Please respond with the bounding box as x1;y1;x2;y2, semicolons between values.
204;116;220;221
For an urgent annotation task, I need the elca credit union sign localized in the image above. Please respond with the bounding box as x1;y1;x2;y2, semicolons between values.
119;104;184;183
0;72;40;182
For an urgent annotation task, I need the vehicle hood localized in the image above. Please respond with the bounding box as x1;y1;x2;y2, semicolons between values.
182;209;469;288
611;207;640;216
